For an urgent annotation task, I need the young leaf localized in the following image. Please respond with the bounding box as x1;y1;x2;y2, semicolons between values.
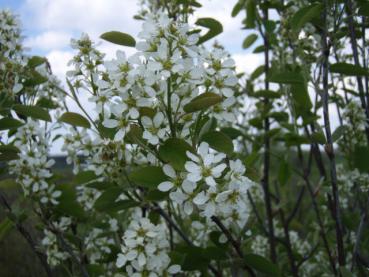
27;56;46;68
290;3;322;33
184;92;222;113
232;0;245;17
243;254;281;276
242;34;258;49
330;63;369;76
268;72;305;84
201;131;234;155
13;104;51;122
100;31;136;47
94;187;138;213
159;138;194;170
332;125;347;142
195;18;223;44
59;112;91;128
0;118;24;131
129;166;168;188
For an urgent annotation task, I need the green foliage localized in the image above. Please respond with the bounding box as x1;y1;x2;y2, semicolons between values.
183;92;223;113
159;138;194;170
59;112;91;128
129;166;168;188
13;104;51;122
195;17;223;44
100;31;136;47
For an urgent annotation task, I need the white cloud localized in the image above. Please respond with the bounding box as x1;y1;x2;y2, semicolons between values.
24;30;71;50
232;52;264;74
21;0;140;36
46;50;73;81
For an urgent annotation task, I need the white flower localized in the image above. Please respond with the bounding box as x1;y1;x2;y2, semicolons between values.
102;103;131;141
185;142;227;186
142;112;167;145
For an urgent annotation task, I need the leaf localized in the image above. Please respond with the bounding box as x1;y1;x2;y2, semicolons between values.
201;131;234;155
353;146;369;173
244;254;281;276
242;34;258;49
94;187;138;213
27;56;46;68
159;138;194;170
23;70;48;86
129;166;168;189
232;0;245;17
55;184;86;219
290;3;322;33
0;179;19;189
278;160;290;185
74;170;98;184
59;112;91;128
195;18;223;44
220;127;243;139
268;71;305;84
310;131;326;145
100;31;136;47
0;118;24;131
358;2;369;16
0;217;13;241
13;104;51;122
0;145;19;161
332;125;347;142
184;92;223;113
330;63;369;76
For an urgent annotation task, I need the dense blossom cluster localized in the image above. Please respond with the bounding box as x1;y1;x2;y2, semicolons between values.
55;12;255;275
116;214;180;276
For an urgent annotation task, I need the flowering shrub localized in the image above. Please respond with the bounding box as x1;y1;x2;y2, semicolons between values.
2;0;369;276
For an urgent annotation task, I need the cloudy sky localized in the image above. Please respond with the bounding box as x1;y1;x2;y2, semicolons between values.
1;0;262;81
1;0;264;153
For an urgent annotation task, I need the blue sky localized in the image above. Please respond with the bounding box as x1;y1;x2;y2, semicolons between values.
1;0;263;154
0;0;262;81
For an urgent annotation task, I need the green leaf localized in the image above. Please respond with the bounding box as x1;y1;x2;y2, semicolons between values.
13;104;51;122
0;118;24;131
242;34;258;49
310;131;326;145
0;179;19;189
59;112;91;128
330;63;369;76
94;187;138;213
353;146;369;173
55;184;86;219
245;0;256;28
250;65;265;80
184;92;223;113
0;217;13;241
201;131;234;155
27;56;46;68
220;127;243;139
232;0;245;17
268;71;305;84
195;18;223;44
74;170;98;184
332;125;347;142
278;160;290;185
358;2;369;16
0;145;19;161
100;31;136;47
129;166;168;188
290;3;322;33
244;254;281;276
23;70;48;86
159;138;194;170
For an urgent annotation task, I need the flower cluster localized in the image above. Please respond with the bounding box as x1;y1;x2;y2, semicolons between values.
9;119;61;204
116;214;180;276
